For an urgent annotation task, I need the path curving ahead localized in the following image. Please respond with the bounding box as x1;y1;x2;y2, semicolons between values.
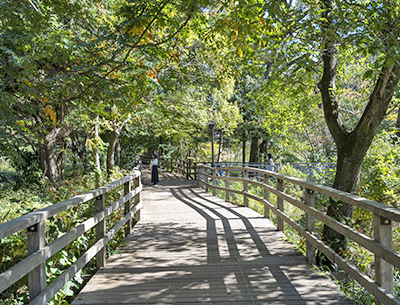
72;170;353;305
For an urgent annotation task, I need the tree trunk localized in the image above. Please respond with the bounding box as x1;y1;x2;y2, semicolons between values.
57;139;68;180
115;139;120;167
106;125;120;176
318;0;400;253
70;131;90;171
396;107;400;141
39;143;47;176
249;137;258;163
242;137;246;163
217;130;224;162
39;126;71;181
322;134;369;252
44;129;59;181
93;115;101;187
259;140;267;163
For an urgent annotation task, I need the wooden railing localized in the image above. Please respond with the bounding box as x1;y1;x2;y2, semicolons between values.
210;161;335;177
197;165;400;305
159;157;197;180
0;171;142;304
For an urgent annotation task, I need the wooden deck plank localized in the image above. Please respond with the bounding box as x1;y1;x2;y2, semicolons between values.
71;171;353;305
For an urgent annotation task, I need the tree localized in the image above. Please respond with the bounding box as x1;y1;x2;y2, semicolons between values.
317;0;400;252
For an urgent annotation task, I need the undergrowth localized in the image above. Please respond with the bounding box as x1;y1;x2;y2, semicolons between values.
206;165;400;305
0;168;131;305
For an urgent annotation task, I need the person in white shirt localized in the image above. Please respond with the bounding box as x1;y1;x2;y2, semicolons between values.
267;153;275;172
150;153;159;185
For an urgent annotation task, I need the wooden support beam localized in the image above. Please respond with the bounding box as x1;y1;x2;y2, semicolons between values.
263;173;270;219
133;177;141;223
124;180;132;236
212;168;217;196
95;194;106;269
305;188;316;264
243;169;249;207
225;169;230;202
277;179;284;231
374;215;393;305
27;221;46;302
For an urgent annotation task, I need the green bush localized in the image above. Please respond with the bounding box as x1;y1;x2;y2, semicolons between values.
361;132;400;209
0;169;131;304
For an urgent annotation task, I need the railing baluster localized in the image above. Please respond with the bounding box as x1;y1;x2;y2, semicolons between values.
196;165;200;187
374;214;393;305
205;167;210;192
95;194;106;269
212;167;217;196
27;221;46;301
263;173;270;219
243;169;248;207
134;176;141;223
305;188;316;264
277;179;284;231
124;180;132;236
225;169;230;202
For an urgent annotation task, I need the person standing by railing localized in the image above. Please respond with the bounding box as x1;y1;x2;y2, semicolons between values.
150;153;159;185
267;153;275;172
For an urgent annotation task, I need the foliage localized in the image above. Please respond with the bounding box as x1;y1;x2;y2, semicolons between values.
2;0;400;303
0;169;131;304
360;131;400;209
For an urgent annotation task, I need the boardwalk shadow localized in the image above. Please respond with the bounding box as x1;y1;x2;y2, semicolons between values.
72;173;352;305
169;186;308;305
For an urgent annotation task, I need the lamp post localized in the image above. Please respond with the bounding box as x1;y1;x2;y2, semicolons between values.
208;122;215;167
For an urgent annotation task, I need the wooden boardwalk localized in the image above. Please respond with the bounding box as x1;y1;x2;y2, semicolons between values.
72;171;353;305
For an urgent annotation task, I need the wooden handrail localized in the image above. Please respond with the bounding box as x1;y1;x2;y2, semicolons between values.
197;164;400;305
0;170;142;304
159;157;197;180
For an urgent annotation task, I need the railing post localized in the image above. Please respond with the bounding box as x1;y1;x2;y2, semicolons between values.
124;179;132;237
263;173;270;219
194;162;197;180
277;179;284;231
196;165;201;187
305;188;316;264
243;168;248;207
133;176;141;223
27;221;46;301
225;169;230;202
170;158;173;173
374;214;393;305
212;167;217;196
205;168;210;192
95;194;106;269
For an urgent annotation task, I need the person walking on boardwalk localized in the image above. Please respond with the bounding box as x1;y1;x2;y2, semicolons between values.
150;153;159;185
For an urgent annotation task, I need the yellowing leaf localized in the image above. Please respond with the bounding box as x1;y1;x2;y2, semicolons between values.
145;70;155;78
145;32;154;41
42;106;57;123
238;46;243;57
16;120;25;127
